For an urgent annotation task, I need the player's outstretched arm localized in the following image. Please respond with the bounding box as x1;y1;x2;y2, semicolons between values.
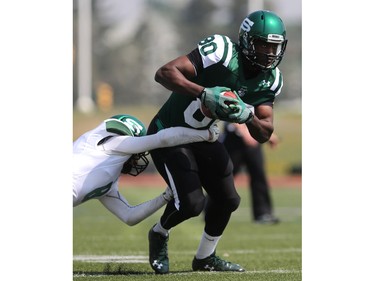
100;124;219;155
99;186;171;226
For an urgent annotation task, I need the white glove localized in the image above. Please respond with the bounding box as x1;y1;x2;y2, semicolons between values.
208;123;220;142
162;186;174;202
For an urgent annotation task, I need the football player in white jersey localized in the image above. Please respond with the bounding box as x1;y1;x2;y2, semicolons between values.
73;114;219;226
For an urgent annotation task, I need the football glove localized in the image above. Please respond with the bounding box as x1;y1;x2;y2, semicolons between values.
200;87;237;119
226;102;254;124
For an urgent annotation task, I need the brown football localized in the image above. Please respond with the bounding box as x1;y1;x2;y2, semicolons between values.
201;91;238;119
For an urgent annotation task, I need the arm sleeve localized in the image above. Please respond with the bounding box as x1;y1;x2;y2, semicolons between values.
187;48;203;75
101;127;210;154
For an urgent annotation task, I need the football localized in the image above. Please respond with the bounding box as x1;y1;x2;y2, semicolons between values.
201;91;238;119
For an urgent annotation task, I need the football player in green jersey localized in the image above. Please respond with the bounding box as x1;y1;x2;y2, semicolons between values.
146;10;287;274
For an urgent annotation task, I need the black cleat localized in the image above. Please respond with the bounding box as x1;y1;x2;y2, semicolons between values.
148;226;169;274
192;251;245;272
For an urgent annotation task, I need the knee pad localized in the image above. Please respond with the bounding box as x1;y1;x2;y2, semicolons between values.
222;195;241;213
179;193;206;218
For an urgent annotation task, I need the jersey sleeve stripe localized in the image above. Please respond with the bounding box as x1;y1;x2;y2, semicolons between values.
270;68;280;91
269;67;283;96
219;35;232;67
275;79;283;96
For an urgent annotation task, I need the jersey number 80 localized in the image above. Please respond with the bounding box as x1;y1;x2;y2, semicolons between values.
198;36;217;56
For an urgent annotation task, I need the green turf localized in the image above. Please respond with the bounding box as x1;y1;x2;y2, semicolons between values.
73;185;301;280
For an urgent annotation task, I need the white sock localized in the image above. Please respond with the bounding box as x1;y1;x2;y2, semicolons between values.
195;231;221;259
152;221;170;237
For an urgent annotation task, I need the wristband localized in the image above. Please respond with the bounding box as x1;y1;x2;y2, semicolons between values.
246;113;254;123
198;89;205;99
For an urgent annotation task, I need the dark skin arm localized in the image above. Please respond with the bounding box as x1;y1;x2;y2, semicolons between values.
247;104;274;143
155;55;204;97
155;54;274;143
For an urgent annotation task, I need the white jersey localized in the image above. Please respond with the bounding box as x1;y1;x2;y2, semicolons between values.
73;121;129;206
73;120;215;207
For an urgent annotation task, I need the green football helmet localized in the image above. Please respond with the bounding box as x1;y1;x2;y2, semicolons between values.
238;10;287;70
107;114;147;137
106;114;149;176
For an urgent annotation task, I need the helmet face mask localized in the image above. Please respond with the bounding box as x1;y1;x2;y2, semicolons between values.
121;152;150;176
239;10;288;70
246;38;287;69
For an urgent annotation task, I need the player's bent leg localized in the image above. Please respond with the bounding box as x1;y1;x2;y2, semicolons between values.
193;159;244;272
158;148;206;228
148;188;205;274
147;187;205;275
204;190;241;236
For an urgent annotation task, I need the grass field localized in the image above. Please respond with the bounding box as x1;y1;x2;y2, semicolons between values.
73;105;302;280
73;182;301;281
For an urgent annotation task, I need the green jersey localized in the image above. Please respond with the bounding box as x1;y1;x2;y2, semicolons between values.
156;34;283;130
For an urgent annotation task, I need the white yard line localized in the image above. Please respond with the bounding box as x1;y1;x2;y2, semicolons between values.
73;248;301;263
73;255;148;263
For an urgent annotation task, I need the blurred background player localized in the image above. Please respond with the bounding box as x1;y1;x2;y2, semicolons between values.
221;122;280;224
73;114;219;226
146;10;287;274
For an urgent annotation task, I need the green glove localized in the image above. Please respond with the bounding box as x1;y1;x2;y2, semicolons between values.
200;86;236;118
226;102;254;124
